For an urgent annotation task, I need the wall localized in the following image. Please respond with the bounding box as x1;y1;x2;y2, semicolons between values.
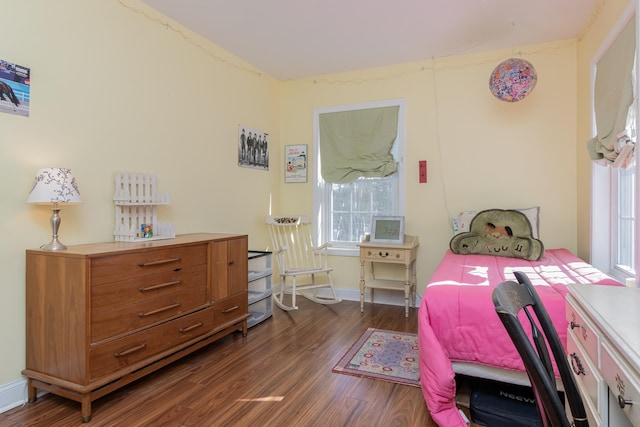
576;0;632;262
280;41;580;295
0;0;280;394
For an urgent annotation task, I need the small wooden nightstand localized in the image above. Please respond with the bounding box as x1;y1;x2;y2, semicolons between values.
359;234;419;317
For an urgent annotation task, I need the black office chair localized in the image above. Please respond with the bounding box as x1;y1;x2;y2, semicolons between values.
491;271;589;427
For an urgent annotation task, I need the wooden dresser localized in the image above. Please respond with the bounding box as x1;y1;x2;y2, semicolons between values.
22;233;249;422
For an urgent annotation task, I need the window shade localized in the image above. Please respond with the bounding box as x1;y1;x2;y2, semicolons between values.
586;18;636;169
319;106;399;184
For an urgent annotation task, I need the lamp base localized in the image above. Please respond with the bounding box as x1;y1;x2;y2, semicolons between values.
40;206;68;251
40;238;68;251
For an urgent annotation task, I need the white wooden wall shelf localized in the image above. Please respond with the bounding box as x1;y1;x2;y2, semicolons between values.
113;172;176;242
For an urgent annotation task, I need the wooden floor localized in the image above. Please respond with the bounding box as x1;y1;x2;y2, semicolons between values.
1;299;479;427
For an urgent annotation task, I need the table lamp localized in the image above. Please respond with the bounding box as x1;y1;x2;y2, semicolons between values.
27;168;81;250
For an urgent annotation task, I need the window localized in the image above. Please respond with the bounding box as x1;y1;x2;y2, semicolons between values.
313;99;406;255
590;9;637;282
613;96;636;277
615;164;635;275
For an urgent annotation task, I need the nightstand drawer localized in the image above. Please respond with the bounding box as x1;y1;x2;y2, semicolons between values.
361;247;409;263
90;307;214;380
91;243;208;285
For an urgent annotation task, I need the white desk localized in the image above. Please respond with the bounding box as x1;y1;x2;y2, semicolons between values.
567;284;640;426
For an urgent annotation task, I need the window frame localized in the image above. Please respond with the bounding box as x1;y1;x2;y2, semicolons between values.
590;5;638;283
313;99;406;256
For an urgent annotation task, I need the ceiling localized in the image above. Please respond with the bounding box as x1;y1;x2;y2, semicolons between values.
139;0;599;80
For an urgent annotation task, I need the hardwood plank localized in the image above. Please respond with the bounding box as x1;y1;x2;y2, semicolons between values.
2;300;482;426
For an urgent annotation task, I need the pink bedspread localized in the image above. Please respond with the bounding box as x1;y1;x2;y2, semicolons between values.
418;249;621;427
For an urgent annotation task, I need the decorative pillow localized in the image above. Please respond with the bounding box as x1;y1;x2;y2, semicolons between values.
452;206;540;239
450;209;544;261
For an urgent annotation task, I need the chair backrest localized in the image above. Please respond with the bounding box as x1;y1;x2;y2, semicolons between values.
265;215;328;272
491;271;589;427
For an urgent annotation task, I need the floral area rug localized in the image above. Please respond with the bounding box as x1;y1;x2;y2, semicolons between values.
332;327;420;387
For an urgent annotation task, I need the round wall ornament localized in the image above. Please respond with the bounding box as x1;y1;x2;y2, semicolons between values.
489;58;537;102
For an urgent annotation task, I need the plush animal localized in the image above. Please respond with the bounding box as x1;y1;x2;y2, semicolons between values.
450;209;544;260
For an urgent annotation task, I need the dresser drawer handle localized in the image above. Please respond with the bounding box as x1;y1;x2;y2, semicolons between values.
137;257;182;267
222;305;239;314
139;280;182;292
114;343;146;357
179;322;204;333
378;251;389;257
139;302;181;317
570;352;585;375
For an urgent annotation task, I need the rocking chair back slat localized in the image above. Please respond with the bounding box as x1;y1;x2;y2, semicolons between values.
266;215;324;272
266;215;341;311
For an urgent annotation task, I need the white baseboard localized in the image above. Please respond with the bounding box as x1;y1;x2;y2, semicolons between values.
0;378;29;414
315;286;423;308
0;287;422;415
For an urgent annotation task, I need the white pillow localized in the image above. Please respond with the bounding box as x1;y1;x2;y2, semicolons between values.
452;207;540;239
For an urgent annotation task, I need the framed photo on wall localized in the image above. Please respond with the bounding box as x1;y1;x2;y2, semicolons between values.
370;216;405;244
285;144;307;183
238;124;269;170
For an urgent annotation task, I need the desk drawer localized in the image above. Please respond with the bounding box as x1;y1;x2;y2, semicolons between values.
566;297;599;363
601;341;640;426
567;329;605;419
90;307;214;380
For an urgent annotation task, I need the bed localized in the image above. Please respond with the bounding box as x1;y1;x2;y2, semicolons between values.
418;209;622;427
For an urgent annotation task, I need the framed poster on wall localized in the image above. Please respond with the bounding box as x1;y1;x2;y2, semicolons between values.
285;144;307;183
238;124;269;170
0;59;30;117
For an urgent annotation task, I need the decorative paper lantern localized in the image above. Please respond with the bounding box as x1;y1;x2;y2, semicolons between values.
489;58;537;102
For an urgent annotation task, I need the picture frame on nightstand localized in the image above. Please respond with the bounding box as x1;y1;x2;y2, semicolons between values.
370;216;405;244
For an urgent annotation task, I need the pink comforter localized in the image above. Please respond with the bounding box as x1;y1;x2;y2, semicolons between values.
418;249;621;427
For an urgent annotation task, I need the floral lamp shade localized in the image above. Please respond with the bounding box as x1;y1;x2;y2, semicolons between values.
27;168;81;204
489;58;537;102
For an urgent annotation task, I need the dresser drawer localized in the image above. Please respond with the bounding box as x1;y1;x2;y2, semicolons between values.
361;247;409;263
601;341;640;426
91;244;208;285
567;329;606;419
566;297;599;363
92;266;207;313
215;292;248;325
92;285;209;342
90;307;214;380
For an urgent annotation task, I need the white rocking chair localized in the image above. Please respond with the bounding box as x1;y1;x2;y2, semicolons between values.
266;215;342;311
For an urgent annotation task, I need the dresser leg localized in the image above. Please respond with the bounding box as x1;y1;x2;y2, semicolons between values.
80;395;92;423
26;378;37;403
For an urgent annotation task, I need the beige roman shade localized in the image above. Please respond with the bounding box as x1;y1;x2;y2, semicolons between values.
319;106;399;184
587;18;636;169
